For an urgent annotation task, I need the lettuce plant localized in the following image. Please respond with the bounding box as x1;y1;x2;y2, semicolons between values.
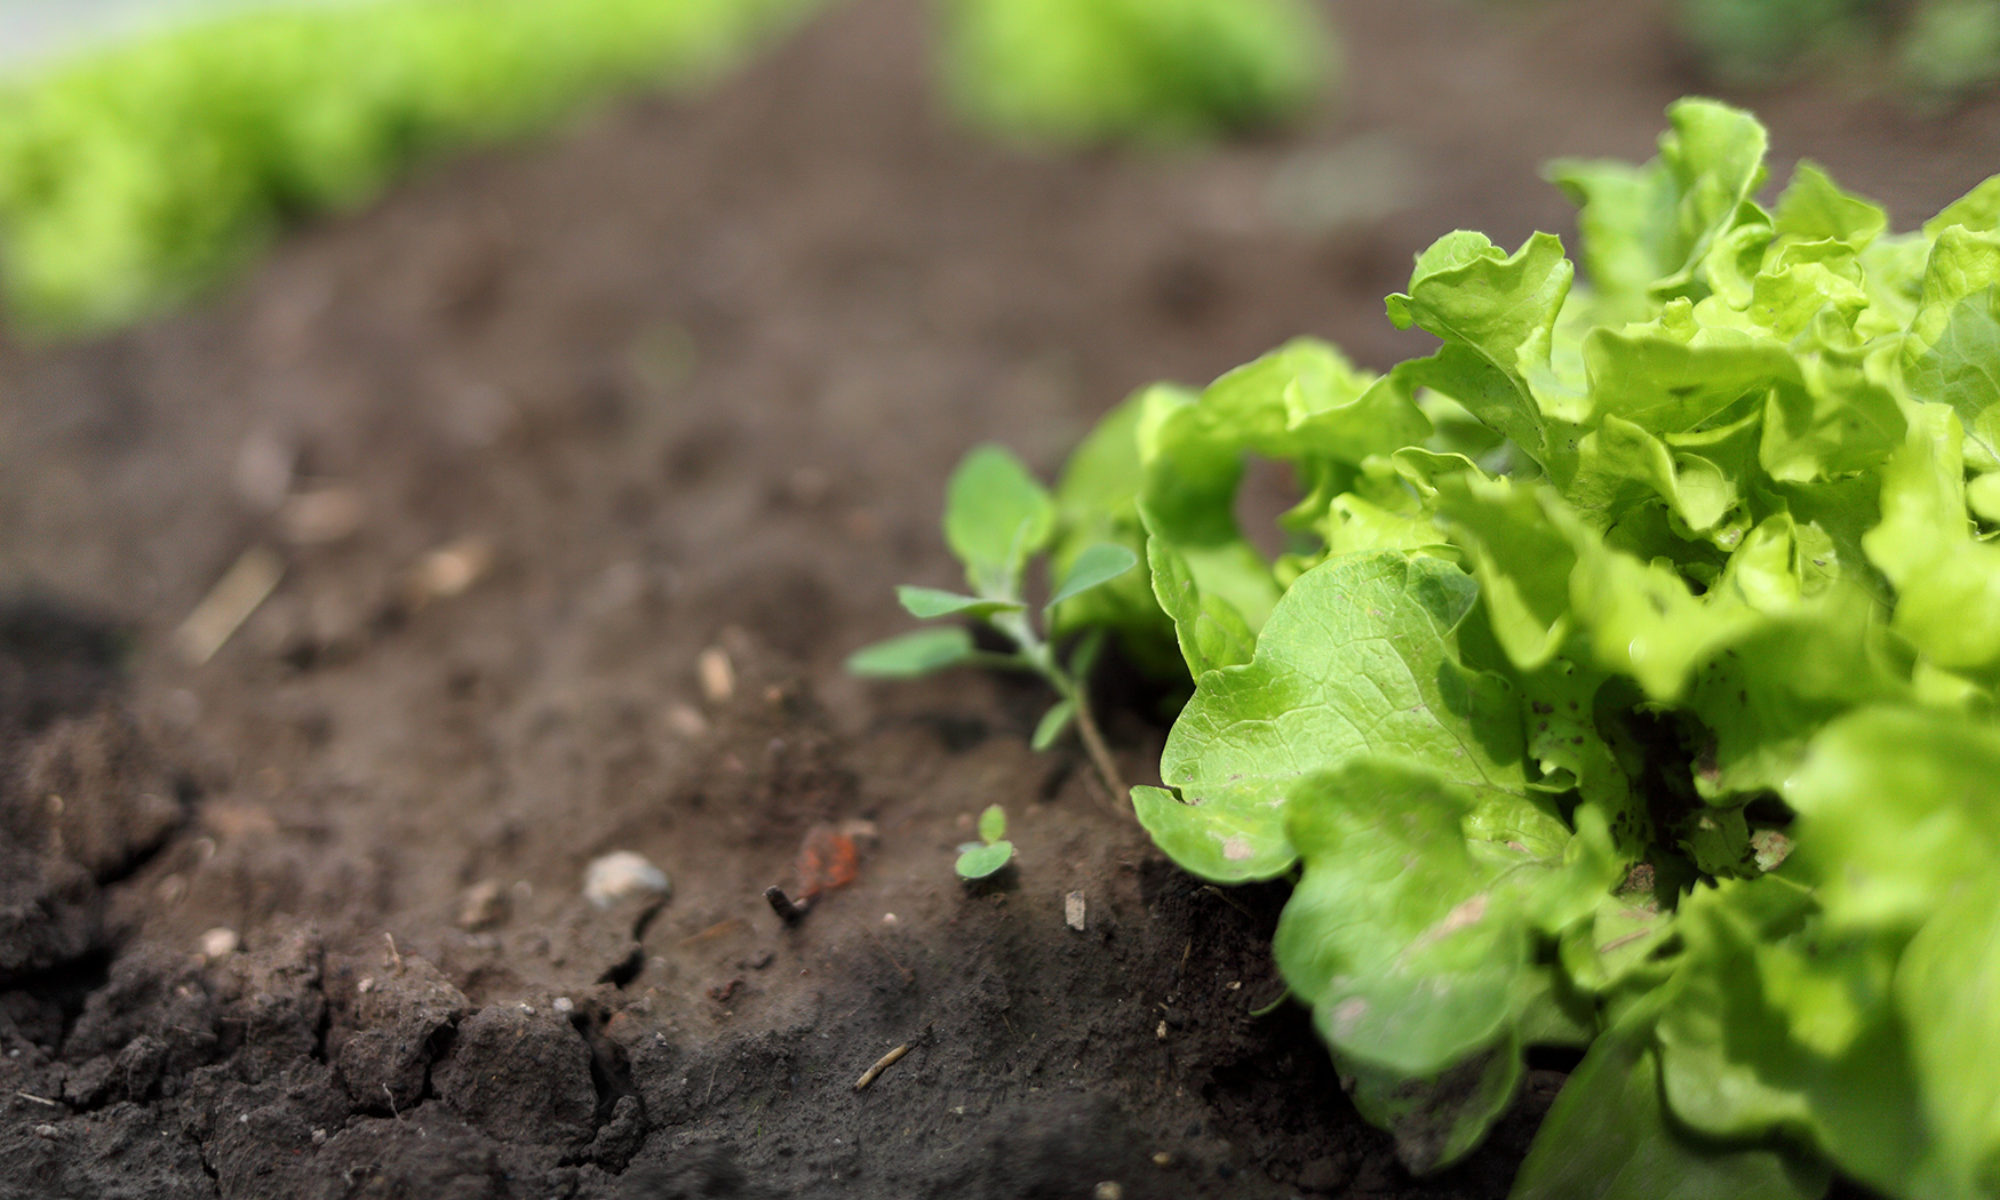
884;99;2000;1196
935;0;1334;145
0;0;819;332
1677;0;2000;99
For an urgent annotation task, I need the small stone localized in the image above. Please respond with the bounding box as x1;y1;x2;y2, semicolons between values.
1093;1185;1124;1200
697;647;735;704
33;1125;57;1140
199;928;240;961
1064;891;1087;932
457;880;508;931
278;486;365;545
405;537;494;608
584;852;670;909
552;997;574;1015
1152;1152;1174;1168
665;703;710;738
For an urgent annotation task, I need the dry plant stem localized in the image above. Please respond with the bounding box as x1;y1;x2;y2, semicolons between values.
853;1042;912;1092
765;886;811;925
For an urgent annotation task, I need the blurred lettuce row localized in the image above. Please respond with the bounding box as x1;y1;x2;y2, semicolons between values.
0;0;822;334
935;0;1336;146
1680;0;2000;97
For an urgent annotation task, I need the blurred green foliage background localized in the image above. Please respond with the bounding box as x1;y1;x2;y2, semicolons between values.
0;0;1338;334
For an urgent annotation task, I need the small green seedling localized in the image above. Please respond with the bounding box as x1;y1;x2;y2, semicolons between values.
955;804;1015;879
846;445;1137;796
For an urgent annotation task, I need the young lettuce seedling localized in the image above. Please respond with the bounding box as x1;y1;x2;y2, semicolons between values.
847;445;1136;798
955;804;1015;879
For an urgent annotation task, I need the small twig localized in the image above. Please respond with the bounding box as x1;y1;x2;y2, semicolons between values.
384;1084;422;1136
676;918;747;948
764;886;811;926
853;1043;911;1092
15;1092;61;1108
1201;885;1257;920
383;933;403;971
174;545;285;665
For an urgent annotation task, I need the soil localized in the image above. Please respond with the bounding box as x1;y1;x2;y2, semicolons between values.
2;1;1995;1196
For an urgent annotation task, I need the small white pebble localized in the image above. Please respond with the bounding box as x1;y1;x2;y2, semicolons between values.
278;486;364;545
311;1129;327;1146
665;703;710;738
199;928;240;961
456;880;508;931
33;1124;57;1139
552;997;574;1014
584;851;671;909
1065;891;1087;932
357;977;375;995
881;913;899;926
1094;1184;1125;1200
697;647;735;704
406;537;493;605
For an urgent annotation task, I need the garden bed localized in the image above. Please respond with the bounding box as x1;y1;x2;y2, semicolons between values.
4;1;1998;1195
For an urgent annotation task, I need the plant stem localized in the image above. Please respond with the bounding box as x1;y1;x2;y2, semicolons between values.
989;606;1128;815
1068;677;1130;813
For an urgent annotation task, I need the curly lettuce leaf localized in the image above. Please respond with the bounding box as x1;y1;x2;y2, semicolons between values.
1133;552;1526;881
1516;996;1832;1200
1270;758;1615;1171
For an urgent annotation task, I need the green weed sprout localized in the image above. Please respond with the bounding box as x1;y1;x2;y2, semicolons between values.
955;804;1015;879
847;445;1136;798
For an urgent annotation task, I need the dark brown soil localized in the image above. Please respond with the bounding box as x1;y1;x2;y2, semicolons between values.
2;2;1995;1196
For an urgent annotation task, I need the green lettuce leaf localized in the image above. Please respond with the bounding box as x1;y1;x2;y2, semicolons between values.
1133;551;1525;881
